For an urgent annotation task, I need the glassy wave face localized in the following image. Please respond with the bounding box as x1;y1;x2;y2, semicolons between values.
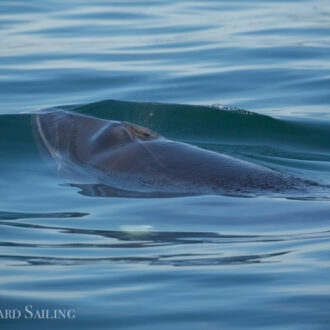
1;0;330;329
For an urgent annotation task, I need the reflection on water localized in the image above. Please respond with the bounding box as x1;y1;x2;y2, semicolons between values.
0;211;89;220
1;218;330;267
69;183;198;198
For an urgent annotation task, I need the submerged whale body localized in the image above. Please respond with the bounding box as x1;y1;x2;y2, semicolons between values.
33;110;306;197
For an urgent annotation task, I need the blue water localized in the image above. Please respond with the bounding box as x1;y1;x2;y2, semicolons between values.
1;0;330;329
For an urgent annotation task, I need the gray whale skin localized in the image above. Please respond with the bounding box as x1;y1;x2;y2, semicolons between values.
33;110;303;197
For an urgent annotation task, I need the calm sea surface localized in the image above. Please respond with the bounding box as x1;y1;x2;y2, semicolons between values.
1;0;330;329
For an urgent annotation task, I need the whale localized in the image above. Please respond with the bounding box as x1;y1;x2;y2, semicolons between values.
32;110;307;197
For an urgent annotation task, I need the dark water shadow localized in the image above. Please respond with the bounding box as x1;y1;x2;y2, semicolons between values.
1;220;329;267
69;183;330;200
68;183;285;199
0;251;291;267
0;211;89;220
68;183;196;198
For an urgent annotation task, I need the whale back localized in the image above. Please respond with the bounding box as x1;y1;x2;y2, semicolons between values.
32;110;306;196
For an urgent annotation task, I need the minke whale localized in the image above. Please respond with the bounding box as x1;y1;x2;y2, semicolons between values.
32;110;308;198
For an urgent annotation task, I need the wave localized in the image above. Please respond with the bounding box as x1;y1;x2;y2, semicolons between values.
70;99;330;154
1;99;330;154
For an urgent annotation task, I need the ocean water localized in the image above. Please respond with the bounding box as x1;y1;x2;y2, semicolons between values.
1;0;330;329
